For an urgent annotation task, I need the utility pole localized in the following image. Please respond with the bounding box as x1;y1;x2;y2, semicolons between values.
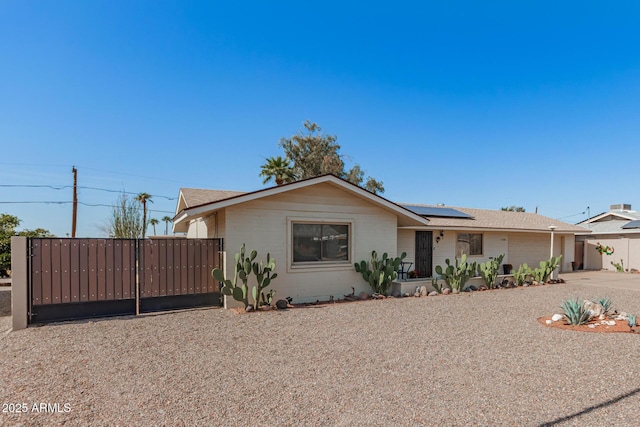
72;166;78;237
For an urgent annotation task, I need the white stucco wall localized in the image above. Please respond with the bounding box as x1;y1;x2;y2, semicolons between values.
221;183;399;304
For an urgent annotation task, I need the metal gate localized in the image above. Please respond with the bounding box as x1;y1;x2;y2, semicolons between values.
28;238;222;323
415;231;433;278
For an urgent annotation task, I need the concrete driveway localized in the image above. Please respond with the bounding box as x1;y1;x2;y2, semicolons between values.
560;270;640;292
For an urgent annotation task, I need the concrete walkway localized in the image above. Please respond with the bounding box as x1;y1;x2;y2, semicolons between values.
560;270;640;292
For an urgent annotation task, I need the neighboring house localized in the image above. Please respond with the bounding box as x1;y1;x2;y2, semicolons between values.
575;204;640;272
173;175;588;306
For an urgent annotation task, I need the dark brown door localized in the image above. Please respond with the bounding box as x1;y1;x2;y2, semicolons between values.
415;231;433;278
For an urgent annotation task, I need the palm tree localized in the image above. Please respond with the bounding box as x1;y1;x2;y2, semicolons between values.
260;156;296;186
148;218;159;236
162;216;172;235
135;193;153;238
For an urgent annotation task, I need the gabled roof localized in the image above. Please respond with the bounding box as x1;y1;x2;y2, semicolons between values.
575;208;640;235
400;204;588;233
175;188;246;214
173;174;431;231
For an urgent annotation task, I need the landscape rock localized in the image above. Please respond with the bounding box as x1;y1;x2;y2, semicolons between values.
468;285;478;291
391;290;401;298
414;292;420;297
359;292;369;301
479;286;488;291
551;314;563;322
442;288;451;295
583;301;605;318
275;299;288;310
245;305;254;312
546;320;553;325
420;286;428;297
428;291;438;296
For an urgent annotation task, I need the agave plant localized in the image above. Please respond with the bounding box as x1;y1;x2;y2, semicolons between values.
560;297;592;326
628;314;637;328
595;296;613;314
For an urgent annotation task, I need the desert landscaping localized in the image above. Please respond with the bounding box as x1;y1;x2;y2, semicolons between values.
1;271;639;426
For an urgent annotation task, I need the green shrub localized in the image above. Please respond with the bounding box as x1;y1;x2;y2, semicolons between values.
611;259;624;272
212;244;277;310
595;296;613;314
478;254;505;289
435;254;477;294
354;251;406;295
513;263;532;286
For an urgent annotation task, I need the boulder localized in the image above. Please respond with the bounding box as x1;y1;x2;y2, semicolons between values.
442;288;451;295
359;292;369;301
583;300;605;318
275;299;289;310
551;314;563;322
428;291;438;296
420;285;428;297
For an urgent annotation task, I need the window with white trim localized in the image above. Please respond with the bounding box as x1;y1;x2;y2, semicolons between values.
456;233;483;257
292;223;349;263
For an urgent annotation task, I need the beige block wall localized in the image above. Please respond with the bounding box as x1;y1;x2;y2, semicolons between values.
583;236;640;271
629;237;640;271
397;229;415;266
221;183;399;304
187;211;227;239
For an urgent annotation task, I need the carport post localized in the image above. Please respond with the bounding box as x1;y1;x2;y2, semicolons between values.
548;225;557;280
10;236;28;331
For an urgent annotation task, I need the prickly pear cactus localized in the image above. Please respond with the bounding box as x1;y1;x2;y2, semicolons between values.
354;251;406;295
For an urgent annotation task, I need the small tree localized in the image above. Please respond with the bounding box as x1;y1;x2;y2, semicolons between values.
148;218;159;236
105;193;144;238
0;213;53;273
135;193;153;238
501;206;526;212
260;156;296;186
162;216;172;235
273;120;385;194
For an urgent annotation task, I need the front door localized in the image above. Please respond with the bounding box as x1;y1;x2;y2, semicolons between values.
415;231;433;278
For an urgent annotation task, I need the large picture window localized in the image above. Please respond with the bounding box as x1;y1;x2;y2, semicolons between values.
292;223;349;263
456;233;483;257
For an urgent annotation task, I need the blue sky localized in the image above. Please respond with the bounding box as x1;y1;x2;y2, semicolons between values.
1;1;639;237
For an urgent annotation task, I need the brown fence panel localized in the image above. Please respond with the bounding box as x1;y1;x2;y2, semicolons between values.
31;239;43;305
137;238;221;313
60;240;71;303
79;239;90;302
69;239;80;302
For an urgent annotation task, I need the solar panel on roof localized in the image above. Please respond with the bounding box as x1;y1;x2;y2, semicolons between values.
621;220;640;229
401;205;474;219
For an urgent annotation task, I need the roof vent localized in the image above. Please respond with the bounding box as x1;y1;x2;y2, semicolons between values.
610;204;632;211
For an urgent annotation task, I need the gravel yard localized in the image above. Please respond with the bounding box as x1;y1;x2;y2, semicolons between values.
1;273;640;426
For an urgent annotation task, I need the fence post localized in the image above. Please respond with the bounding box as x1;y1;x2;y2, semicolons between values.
10;236;28;331
135;239;140;316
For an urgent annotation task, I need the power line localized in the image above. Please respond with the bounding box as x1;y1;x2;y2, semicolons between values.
0;200;174;213
0;184;177;200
